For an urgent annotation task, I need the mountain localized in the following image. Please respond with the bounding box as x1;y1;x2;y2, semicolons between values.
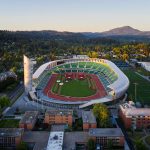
101;26;141;36
82;26;150;38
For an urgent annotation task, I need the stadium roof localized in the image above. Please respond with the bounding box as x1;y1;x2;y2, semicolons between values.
107;60;129;98
46;132;64;150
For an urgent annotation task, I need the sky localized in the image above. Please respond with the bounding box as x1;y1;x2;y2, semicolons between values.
0;0;150;32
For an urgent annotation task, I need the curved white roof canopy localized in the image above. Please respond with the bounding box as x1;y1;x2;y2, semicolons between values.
106;60;129;98
33;62;52;79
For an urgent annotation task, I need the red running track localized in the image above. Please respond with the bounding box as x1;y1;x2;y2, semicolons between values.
43;73;107;102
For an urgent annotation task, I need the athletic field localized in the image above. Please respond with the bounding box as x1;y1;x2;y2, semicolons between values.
57;79;96;97
123;69;150;105
52;74;96;97
44;73;107;102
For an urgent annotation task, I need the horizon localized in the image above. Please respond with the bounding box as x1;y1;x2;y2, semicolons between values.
0;0;150;32
0;25;149;33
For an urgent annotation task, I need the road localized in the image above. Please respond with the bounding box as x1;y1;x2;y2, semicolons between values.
116;118;135;150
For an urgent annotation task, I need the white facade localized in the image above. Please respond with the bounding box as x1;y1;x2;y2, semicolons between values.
24;55;36;94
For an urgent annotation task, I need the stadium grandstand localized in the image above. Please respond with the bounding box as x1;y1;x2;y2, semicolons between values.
112;60;130;69
28;56;129;109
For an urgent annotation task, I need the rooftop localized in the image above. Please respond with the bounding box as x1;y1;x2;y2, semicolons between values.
73;55;89;59
82;111;96;124
0;128;24;137
120;102;150;117
19;111;39;124
46;132;64;150
89;128;124;137
45;110;73;116
0;71;17;81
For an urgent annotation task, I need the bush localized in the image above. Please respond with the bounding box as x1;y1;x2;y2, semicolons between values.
0;96;10;109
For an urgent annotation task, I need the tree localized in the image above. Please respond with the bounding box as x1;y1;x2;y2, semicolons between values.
87;138;95;150
0;96;10;108
93;104;110;127
122;53;129;61
10;66;17;73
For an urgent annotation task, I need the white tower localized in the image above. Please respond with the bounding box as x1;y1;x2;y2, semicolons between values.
23;55;36;94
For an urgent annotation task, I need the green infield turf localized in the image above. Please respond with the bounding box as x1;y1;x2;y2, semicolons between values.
123;69;150;105
53;78;96;97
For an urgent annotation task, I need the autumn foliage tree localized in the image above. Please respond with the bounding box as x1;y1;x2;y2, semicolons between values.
93;103;110;127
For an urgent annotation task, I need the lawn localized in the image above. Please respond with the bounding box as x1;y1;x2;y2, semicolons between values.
145;136;150;146
0;119;19;128
53;78;96;97
123;69;150;105
136;66;150;76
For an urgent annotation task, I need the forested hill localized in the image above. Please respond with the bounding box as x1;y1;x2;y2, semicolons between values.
0;30;85;42
0;30;120;45
1;29;150;44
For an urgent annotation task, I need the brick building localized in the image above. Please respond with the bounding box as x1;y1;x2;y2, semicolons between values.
19;111;39;130
82;111;97;130
89;128;124;148
44;110;73;126
119;102;150;129
0;128;24;149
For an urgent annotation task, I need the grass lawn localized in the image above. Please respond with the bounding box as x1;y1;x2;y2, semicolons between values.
145;136;150;146
136;67;150;76
127;131;145;140
123;69;150;105
54;78;96;97
0;119;19;128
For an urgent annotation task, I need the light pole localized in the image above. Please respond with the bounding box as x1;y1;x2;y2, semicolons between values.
133;83;138;101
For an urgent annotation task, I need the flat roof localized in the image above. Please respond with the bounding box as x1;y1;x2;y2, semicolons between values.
82;111;96;124
120;103;150;117
45;110;73;116
89;128;124;137
46;132;64;150
0;128;24;137
19;111;39;124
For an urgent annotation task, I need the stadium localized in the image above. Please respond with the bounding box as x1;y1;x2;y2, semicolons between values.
31;56;129;109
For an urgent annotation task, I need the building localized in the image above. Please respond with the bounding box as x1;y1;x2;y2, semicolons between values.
24;55;36;94
119;102;150;129
82;111;97;130
44;110;73;126
19;111;39;130
32;57;129;109
89;128;124;148
0;128;24;149
0;71;17;82
46;132;64;150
